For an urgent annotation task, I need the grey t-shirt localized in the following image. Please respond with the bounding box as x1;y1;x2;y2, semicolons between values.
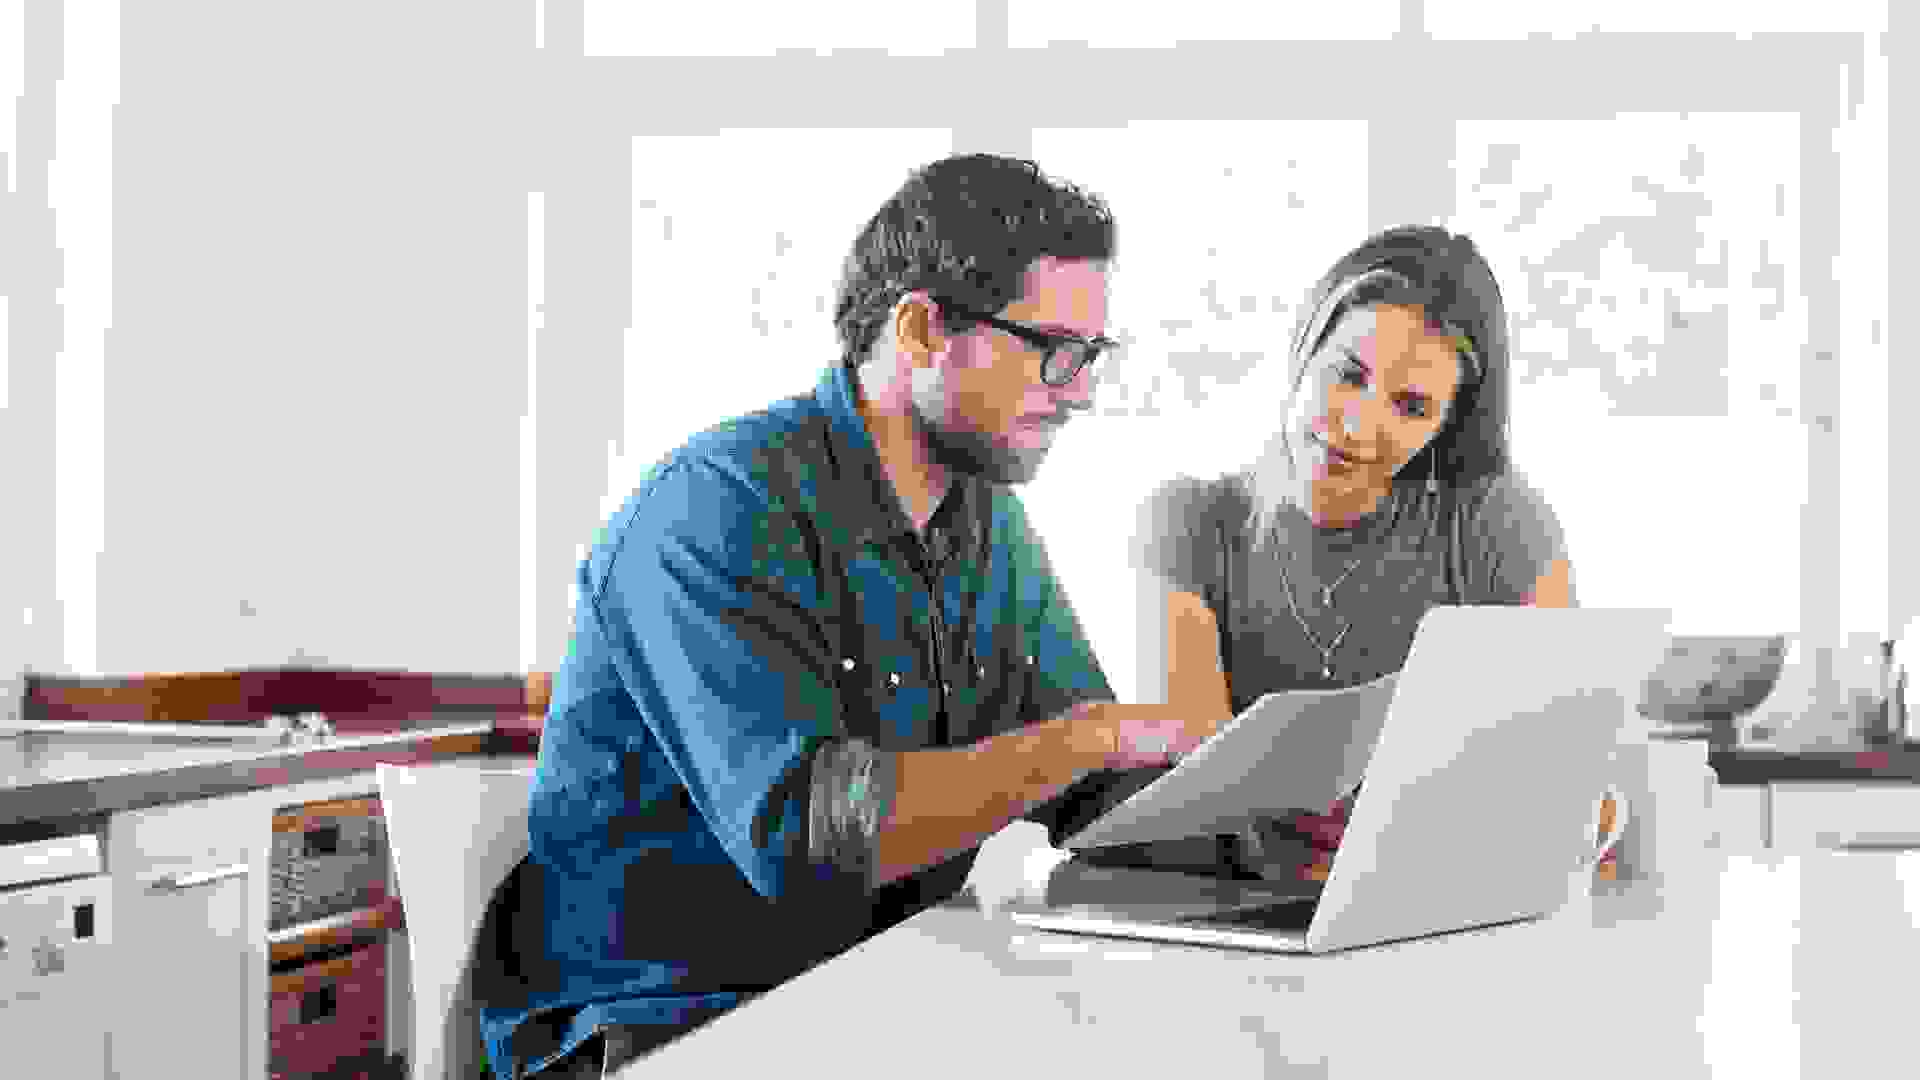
1087;468;1569;879
1135;468;1571;706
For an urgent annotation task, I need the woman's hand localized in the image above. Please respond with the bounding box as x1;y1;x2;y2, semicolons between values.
1289;788;1358;883
1236;786;1361;883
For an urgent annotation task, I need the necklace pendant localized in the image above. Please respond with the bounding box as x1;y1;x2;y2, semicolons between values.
1320;663;1333;679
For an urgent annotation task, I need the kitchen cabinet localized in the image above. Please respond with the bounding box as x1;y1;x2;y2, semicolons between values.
267;789;401;1079
1711;785;1770;850
7;733;530;1080
0;873;115;1079
107;788;270;1080
258;756;530;1078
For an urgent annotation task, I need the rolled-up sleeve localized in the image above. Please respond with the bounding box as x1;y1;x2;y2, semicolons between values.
588;456;895;901
807;737;900;887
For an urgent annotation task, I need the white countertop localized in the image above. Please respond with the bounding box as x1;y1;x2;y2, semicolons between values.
0;716;506;829
624;849;1920;1078
0;716;492;791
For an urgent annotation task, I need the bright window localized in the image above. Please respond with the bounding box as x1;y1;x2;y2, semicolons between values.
1449;114;1807;634
591;19;1892;686
1032;122;1369;464
614;129;952;515
1022;122;1369;701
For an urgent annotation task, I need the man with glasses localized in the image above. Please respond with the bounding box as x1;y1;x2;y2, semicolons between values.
473;153;1217;1078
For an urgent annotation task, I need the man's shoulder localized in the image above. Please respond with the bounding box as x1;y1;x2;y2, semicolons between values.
975;481;1024;538
593;392;837;568
671;386;833;475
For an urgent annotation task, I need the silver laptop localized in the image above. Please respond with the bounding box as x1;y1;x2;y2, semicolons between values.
1005;605;1672;954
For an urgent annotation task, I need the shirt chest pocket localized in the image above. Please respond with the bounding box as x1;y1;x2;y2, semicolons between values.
826;555;1025;749
953;624;1034;743
826;556;927;748
831;651;938;750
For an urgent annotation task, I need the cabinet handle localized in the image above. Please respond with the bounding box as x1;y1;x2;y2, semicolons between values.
147;862;250;892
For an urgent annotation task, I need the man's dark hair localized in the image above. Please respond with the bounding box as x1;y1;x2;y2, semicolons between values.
833;154;1116;369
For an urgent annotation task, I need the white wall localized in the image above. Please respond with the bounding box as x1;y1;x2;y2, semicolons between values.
93;2;529;673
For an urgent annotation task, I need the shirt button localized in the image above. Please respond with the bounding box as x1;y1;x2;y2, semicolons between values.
841;658;855;671
976;666;985;680
888;672;900;687
943;682;951;695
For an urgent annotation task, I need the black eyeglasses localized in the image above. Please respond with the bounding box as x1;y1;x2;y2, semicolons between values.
934;298;1116;387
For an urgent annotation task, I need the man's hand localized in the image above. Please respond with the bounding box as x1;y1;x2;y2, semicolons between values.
1066;701;1227;772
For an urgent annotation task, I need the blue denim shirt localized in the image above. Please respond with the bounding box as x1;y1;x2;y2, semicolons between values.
473;364;1141;1078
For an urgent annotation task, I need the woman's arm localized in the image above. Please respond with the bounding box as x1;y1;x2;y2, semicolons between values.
1133;568;1235;723
1523;557;1577;608
1066;570;1239;876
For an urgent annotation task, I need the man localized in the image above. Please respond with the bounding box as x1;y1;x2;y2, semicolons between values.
473;154;1217;1079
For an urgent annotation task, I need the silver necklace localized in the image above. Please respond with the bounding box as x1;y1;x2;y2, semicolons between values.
1276;553;1364;680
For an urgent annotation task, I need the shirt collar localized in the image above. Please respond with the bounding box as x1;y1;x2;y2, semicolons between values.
814;363;986;556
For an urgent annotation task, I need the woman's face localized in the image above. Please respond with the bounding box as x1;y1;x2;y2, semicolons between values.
1285;303;1464;504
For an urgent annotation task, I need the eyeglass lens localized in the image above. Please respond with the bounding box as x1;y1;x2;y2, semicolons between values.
1042;340;1101;385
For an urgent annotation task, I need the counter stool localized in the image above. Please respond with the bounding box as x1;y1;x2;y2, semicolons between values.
376;762;535;1080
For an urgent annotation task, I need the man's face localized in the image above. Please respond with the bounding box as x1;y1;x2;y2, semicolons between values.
909;257;1109;485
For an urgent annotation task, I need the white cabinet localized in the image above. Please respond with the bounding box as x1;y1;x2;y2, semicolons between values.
89;755;529;1079
1711;784;1770;850
0;873;114;1079
1768;783;1920;850
107;789;270;1080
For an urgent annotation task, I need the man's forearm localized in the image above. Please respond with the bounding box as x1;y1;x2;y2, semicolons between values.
871;705;1106;887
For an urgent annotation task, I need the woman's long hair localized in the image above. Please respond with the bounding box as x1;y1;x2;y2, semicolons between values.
1242;225;1514;551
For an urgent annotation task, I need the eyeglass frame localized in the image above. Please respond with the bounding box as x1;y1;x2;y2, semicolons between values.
931;297;1117;387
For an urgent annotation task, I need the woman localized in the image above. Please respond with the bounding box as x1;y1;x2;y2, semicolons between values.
1108;224;1576;883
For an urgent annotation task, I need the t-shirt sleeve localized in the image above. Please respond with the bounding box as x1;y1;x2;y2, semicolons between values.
587;456;890;901
1467;471;1571;605
1129;473;1221;596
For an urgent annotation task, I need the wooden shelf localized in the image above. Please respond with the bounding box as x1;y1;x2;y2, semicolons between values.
268;896;406;965
526;671;552;716
270;948;370;997
273;795;382;832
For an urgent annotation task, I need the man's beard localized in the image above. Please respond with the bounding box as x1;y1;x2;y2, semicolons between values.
909;398;1051;486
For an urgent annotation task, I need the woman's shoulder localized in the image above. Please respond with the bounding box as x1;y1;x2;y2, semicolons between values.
1453;468;1565;551
1458;469;1555;515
